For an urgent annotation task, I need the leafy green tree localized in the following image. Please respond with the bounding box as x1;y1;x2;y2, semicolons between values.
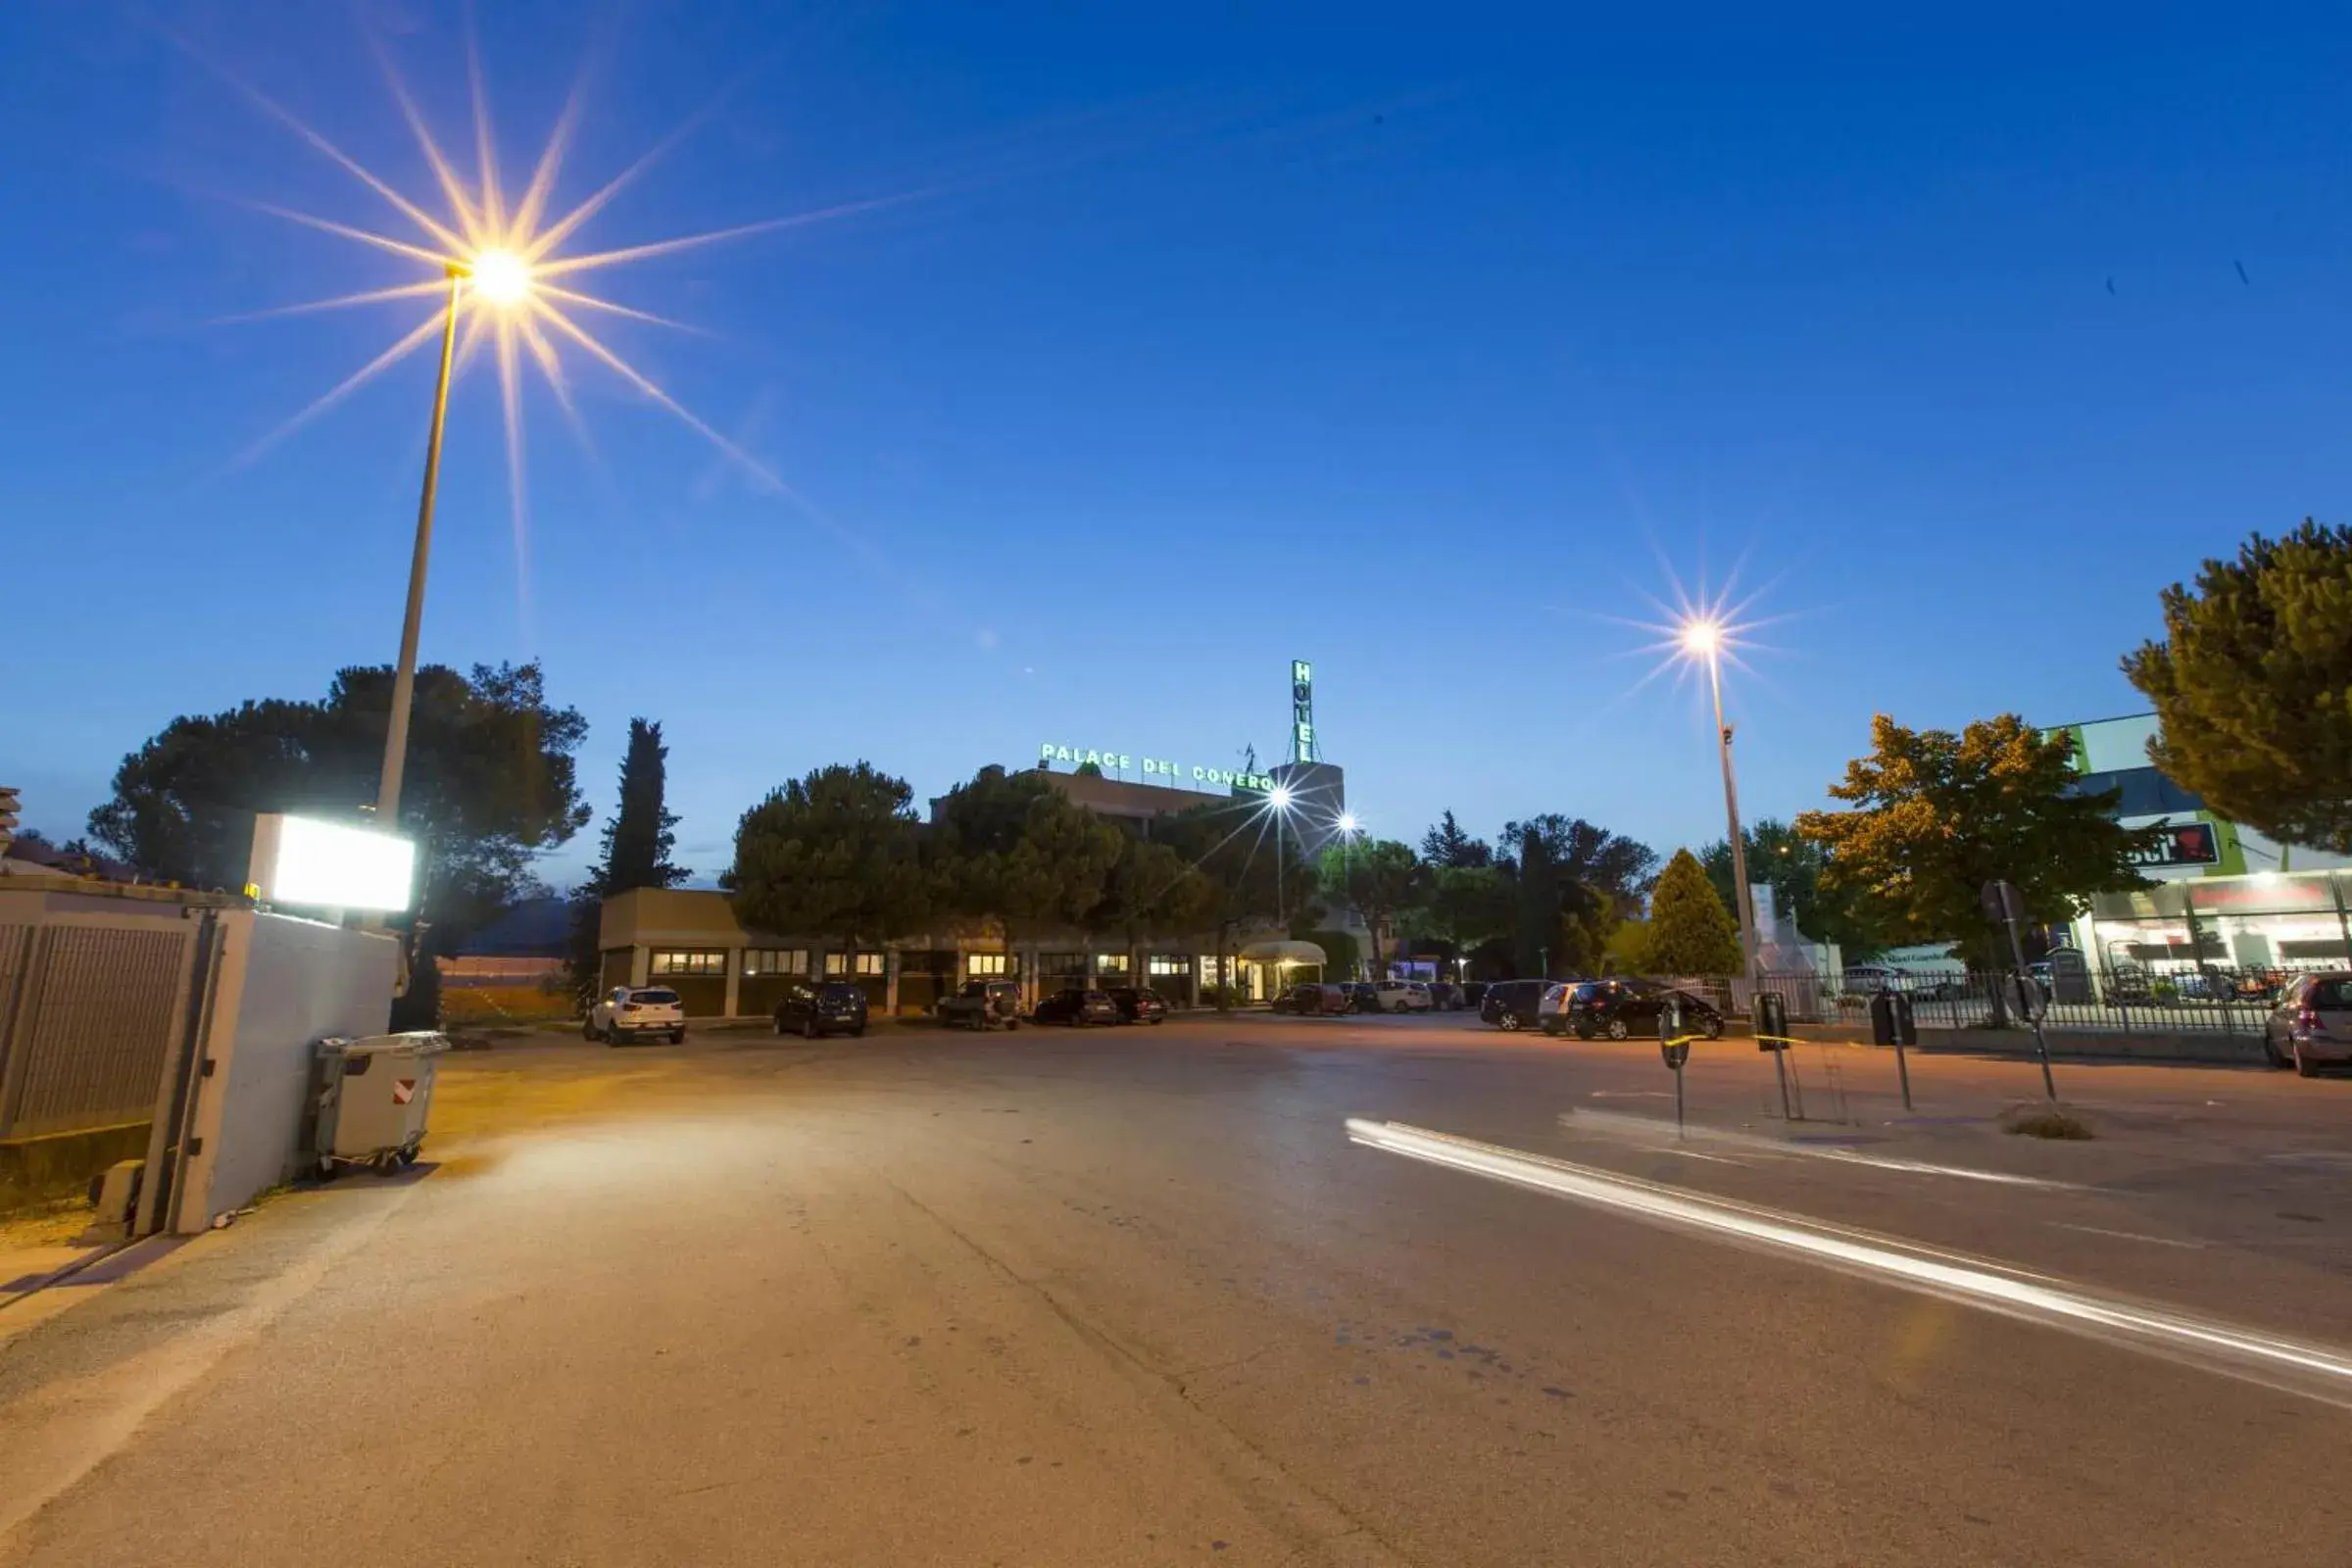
1643;850;1744;974
1317;839;1425;975
2124;520;2352;851
1163;803;1320;1009
1086;832;1219;960
89;662;589;941
1420;810;1492;868
1699;817;1884;958
1602;917;1653;975
1794;714;2155;963
1416;863;1513;965
728;762;931;954
1498;815;1657;977
566;718;693;999
931;767;1125;977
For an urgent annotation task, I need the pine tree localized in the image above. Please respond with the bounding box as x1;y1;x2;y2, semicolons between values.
1642;849;1743;975
2125;520;2352;851
1420;810;1491;868
566;719;692;999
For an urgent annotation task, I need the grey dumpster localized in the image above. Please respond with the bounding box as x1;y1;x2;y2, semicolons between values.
314;1032;449;1177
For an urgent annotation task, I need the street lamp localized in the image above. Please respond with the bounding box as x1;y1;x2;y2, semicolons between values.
1266;784;1297;927
1682;617;1759;982
372;250;536;827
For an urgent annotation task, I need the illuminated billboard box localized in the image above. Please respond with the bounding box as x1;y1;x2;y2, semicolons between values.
248;814;417;912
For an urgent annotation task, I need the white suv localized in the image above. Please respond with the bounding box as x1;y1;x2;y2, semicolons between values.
587;986;687;1046
1371;981;1433;1013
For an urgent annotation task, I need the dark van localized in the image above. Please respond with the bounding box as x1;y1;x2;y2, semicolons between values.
1480;979;1551;1031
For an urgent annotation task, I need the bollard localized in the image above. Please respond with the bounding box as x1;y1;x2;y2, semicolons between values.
1870;988;1918;1111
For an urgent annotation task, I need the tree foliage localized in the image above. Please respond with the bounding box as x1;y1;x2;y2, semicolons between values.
1497;814;1657;977
1699;817;1884;958
2124;519;2352;851
1419;810;1492;868
1319;839;1426;974
1086;832;1219;951
930;766;1125;948
567;718;692;998
1643;849;1744;975
1160;802;1319;1006
1793;713;2154;956
728;762;931;950
89;662;589;940
1414;863;1514;963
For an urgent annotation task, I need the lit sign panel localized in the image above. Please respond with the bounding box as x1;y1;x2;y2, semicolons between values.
1292;659;1316;764
2131;821;2220;868
1036;744;1272;793
248;814;417;911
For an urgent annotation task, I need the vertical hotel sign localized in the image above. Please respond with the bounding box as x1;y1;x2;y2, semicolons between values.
1292;659;1317;763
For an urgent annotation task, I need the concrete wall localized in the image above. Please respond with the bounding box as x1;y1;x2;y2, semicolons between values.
172;910;397;1233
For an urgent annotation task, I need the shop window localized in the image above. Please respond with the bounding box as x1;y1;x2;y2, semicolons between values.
742;949;808;977
650;950;726;977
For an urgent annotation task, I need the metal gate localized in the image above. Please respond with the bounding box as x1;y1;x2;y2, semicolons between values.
0;918;204;1142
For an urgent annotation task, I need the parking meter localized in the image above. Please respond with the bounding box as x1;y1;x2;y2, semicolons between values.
1755;991;1789;1053
1871;987;1920;1111
1657;993;1689;1070
1657;995;1689;1132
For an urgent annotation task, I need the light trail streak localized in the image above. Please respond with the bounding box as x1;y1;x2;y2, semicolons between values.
1346;1118;2352;1408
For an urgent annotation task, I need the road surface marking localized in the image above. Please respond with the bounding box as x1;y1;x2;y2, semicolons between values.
1347;1117;2352;1408
2050;1222;2206;1250
1559;1108;2079;1189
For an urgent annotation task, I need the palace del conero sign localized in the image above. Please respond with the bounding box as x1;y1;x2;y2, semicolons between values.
1037;743;1273;794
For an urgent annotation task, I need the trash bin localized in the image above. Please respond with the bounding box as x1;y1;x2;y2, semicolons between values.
314;1032;450;1178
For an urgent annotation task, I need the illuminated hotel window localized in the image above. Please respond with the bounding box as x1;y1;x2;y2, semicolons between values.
1097;955;1131;974
824;952;887;977
1149;956;1191;976
967;953;1009;976
742;949;808;976
651;950;726;977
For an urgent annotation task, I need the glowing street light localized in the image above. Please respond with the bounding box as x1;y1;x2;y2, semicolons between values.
1682;614;1758;981
1336;810;1358;836
375;248;540;829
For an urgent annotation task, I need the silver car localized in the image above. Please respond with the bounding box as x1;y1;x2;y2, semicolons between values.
2263;973;2352;1077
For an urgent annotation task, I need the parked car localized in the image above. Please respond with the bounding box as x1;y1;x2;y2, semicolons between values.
1460;982;1491;1009
2263;972;2352;1077
938;979;1024;1030
1556;979;1724;1041
1479;978;1551;1031
1284;982;1352;1016
1427;982;1466;1011
587;985;686;1046
773;980;867;1039
1035;987;1120;1026
1344;982;1382;1013
1105;986;1169;1024
1371;981;1433;1013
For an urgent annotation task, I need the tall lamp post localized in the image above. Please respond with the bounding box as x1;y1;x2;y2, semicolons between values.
1684;620;1759;981
372;250;535;827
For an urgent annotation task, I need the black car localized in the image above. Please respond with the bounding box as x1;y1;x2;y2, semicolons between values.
1552;979;1723;1041
1035;987;1120;1026
1345;982;1382;1014
1479;978;1551;1031
774;980;868;1039
1104;986;1168;1024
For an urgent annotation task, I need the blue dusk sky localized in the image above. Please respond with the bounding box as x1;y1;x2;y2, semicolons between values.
6;2;2349;883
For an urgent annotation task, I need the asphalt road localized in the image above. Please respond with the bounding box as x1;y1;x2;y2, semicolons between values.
3;1013;2349;1566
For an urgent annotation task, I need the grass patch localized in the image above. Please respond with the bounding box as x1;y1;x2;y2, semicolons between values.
2003;1106;2095;1141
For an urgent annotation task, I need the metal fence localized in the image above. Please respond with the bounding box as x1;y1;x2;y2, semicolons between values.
0;920;200;1141
1672;963;2330;1038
